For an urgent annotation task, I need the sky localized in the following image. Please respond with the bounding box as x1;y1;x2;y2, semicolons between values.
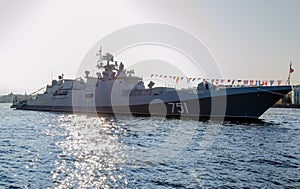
0;0;299;94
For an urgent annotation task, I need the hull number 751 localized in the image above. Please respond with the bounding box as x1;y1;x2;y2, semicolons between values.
168;102;189;114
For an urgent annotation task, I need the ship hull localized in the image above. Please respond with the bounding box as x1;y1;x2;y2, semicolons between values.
129;86;292;121
13;86;292;121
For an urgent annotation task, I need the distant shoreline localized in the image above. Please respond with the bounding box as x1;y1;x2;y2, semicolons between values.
272;104;300;109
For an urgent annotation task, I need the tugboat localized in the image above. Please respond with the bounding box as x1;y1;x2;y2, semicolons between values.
11;48;292;121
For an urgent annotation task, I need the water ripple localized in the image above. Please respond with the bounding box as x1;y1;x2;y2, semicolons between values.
0;103;299;188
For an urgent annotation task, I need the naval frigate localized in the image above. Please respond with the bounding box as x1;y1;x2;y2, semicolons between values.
11;48;292;121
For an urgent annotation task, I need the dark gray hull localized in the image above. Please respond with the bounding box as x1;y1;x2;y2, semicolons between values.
129;86;292;121
12;86;292;121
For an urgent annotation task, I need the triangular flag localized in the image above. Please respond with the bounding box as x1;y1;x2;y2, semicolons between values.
262;81;268;86
256;80;260;86
250;80;254;87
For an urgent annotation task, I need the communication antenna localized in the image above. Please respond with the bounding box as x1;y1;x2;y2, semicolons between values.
96;47;103;67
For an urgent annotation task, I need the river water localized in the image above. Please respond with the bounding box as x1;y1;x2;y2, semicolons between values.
0;103;299;188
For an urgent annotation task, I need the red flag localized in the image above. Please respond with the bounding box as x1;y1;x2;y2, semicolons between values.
262;81;268;86
250;80;254;87
290;63;295;73
278;80;282;86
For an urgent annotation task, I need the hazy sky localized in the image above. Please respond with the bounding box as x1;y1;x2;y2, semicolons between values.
0;0;299;94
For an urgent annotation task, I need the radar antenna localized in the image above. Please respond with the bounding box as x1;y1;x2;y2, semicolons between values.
127;70;135;76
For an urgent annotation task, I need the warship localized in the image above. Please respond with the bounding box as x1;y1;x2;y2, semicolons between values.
11;48;292;121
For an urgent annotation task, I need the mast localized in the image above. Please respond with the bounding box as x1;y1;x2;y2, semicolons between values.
96;47;103;68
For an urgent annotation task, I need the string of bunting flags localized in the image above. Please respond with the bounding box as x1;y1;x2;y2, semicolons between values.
150;74;284;87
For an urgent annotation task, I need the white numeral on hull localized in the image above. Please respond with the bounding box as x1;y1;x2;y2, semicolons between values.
168;102;189;114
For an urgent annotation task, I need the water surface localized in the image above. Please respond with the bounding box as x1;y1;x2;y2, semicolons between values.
0;103;299;188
